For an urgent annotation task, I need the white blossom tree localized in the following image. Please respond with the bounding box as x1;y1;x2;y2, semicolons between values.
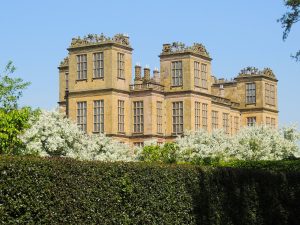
20;110;134;161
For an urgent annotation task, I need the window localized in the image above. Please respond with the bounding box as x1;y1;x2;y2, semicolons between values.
234;116;239;133
157;101;163;134
172;101;183;134
117;53;125;79
77;101;87;132
266;117;271;126
271;118;276;128
118;100;125;133
134;142;144;147
171;61;183;86
93;100;104;133
194;61;200;87
212;111;219;130
202;103;208;130
201;64;207;88
133;101;144;133
246;83;256;104
247;117;256;126
93;52;104;78
266;83;275;105
195;102;201;131
77;54;87;80
223;113;229;134
65;72;69;90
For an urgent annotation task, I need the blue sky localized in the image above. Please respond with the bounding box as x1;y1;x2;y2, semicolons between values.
0;0;299;126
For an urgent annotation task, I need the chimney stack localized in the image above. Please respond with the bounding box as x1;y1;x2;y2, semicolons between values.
144;66;150;81
153;67;160;83
134;64;142;80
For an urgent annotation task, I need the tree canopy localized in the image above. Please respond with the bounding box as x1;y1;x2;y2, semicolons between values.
0;60;30;111
278;0;300;61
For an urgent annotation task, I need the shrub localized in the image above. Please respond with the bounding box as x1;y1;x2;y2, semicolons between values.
20;110;134;161
0;156;299;224
139;142;179;163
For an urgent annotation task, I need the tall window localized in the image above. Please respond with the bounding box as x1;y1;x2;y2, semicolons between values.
171;61;183;86
117;53;125;79
118;100;125;133
93;100;104;133
246;83;256;104
266;117;271;126
157;101;163;134
93;52;104;78
133;101;143;133
202;103;208;130
271;118;276;128
234;116;239;133
65;72;69;90
223;113;229;134
77;54;87;80
195;102;201;131
247;117;256;126
172;102;183;134
77;101;87;132
212;111;219;130
266;83;275;105
194;61;200;87
201;64;207;88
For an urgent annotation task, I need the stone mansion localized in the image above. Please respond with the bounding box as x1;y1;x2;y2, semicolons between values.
58;33;278;145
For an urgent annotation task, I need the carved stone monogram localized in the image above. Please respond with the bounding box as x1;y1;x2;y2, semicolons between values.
70;33;131;48
161;42;210;57
238;67;276;78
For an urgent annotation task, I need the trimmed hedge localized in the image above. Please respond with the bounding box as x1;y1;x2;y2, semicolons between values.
0;157;299;224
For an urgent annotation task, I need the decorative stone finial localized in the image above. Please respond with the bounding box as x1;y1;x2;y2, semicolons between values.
70;33;131;48
59;57;69;67
161;42;210;57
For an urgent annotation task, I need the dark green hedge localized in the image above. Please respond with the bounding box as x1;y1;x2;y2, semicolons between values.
0;156;299;225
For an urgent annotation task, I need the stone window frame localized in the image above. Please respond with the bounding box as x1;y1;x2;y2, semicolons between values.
271;118;276;128
202;103;208;130
93;52;104;79
247;117;256;126
133;101;144;133
171;61;183;87
201;63;208;88
117;52;125;79
76;54;87;80
93;100;104;133
223;113;230;134
194;61;201;87
65;72;69;90
157;101;163;134
265;83;275;106
212;110;219;130
234;116;239;133
195;101;201;131
246;82;256;104
77;101;87;132
172;101;183;134
118;100;125;133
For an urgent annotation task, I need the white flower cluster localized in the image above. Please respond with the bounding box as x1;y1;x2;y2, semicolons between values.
176;126;300;161
20;110;300;162
20;110;134;161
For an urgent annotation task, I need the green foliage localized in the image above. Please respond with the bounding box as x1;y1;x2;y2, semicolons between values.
140;142;179;163
0;156;299;224
0;61;30;111
0;108;39;155
278;0;300;61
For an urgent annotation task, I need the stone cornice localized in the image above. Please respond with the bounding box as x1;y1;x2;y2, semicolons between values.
159;51;212;61
239;107;279;113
